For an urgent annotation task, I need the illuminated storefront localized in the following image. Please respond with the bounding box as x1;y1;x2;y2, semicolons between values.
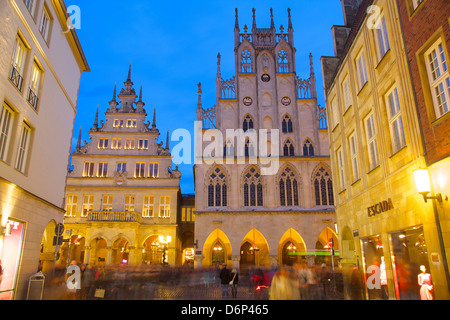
0;220;24;300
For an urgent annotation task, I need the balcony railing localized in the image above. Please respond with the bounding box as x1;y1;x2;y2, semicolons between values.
9;64;23;92
87;211;141;222
27;88;39;110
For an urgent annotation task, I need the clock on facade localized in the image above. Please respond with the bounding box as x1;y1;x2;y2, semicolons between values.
243;97;253;106
261;74;271;82
281;97;291;106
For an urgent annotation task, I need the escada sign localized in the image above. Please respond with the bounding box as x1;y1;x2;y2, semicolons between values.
367;198;394;217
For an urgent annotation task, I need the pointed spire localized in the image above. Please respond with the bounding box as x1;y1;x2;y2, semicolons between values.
139;83;143;102
217;53;221;80
76;126;82;151
309;53;317;99
197;82;203;108
166;129;170;150
234;8;239;31
252;8;257;32
127;62;132;82
152;105;157;129
93;105;99;130
270;8;275;29
287;8;293;30
112;82;117;101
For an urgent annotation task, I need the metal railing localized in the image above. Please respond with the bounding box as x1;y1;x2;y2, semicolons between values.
9;64;23;91
87;211;140;222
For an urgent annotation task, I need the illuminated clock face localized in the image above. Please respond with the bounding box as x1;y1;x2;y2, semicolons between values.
281;97;291;106
261;74;270;82
243;97;253;106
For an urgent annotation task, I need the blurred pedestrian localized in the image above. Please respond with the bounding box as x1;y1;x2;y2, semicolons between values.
269;267;291;300
230;268;239;298
81;264;95;300
219;264;231;298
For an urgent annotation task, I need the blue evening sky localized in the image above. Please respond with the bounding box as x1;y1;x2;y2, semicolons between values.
70;0;344;194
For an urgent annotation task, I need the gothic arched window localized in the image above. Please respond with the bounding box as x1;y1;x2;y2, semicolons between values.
279;167;299;206
243;114;254;132
303;139;315;157
282;115;293;133
241;50;252;73
313;166;334;206
207;167;228;207
283;139;295;156
224;139;234;158
243;166;263;207
244;139;256;158
278;50;289;73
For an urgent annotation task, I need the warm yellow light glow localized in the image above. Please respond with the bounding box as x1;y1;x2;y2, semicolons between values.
414;169;431;194
1;184;16;227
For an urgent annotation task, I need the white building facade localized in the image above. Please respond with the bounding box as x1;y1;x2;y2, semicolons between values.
63;67;183;267
0;0;89;299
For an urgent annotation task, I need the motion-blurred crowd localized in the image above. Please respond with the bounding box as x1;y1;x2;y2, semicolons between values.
42;261;348;300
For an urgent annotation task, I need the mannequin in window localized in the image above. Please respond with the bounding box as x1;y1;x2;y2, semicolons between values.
418;265;433;300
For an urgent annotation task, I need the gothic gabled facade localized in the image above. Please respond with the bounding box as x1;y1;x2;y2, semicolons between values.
194;9;337;270
60;66;183;267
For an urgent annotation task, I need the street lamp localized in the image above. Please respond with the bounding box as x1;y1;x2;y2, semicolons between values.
413;169;447;203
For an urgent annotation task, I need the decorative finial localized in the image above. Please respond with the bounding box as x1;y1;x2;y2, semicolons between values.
139;82;143;102
252;8;256;30
235;8;239;31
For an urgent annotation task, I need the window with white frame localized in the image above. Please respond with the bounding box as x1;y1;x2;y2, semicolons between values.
66;195;78;217
28;61;42;110
101;195;113;211
111;138;122;149
331;97;339;129
15;122;31;173
97;162;108;177
412;0;424;11
149;162;159;178
355;51;368;90
98;138;109;149
365;113;379;170
124;138;135;150
374;16;390;62
342;77;352;111
424;39;450;118
82;195;94;217
83;161;95;177
135;162;145;178
159;196;170;218
336;148;345;191
386;87;406;152
124;195;135;212
39;7;51;42
349;133;360;181
10;36;27;91
138;139;148;150
142;195;154;217
0;103;15;162
23;0;37;16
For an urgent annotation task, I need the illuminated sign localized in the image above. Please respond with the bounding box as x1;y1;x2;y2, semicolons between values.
367;198;394;217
